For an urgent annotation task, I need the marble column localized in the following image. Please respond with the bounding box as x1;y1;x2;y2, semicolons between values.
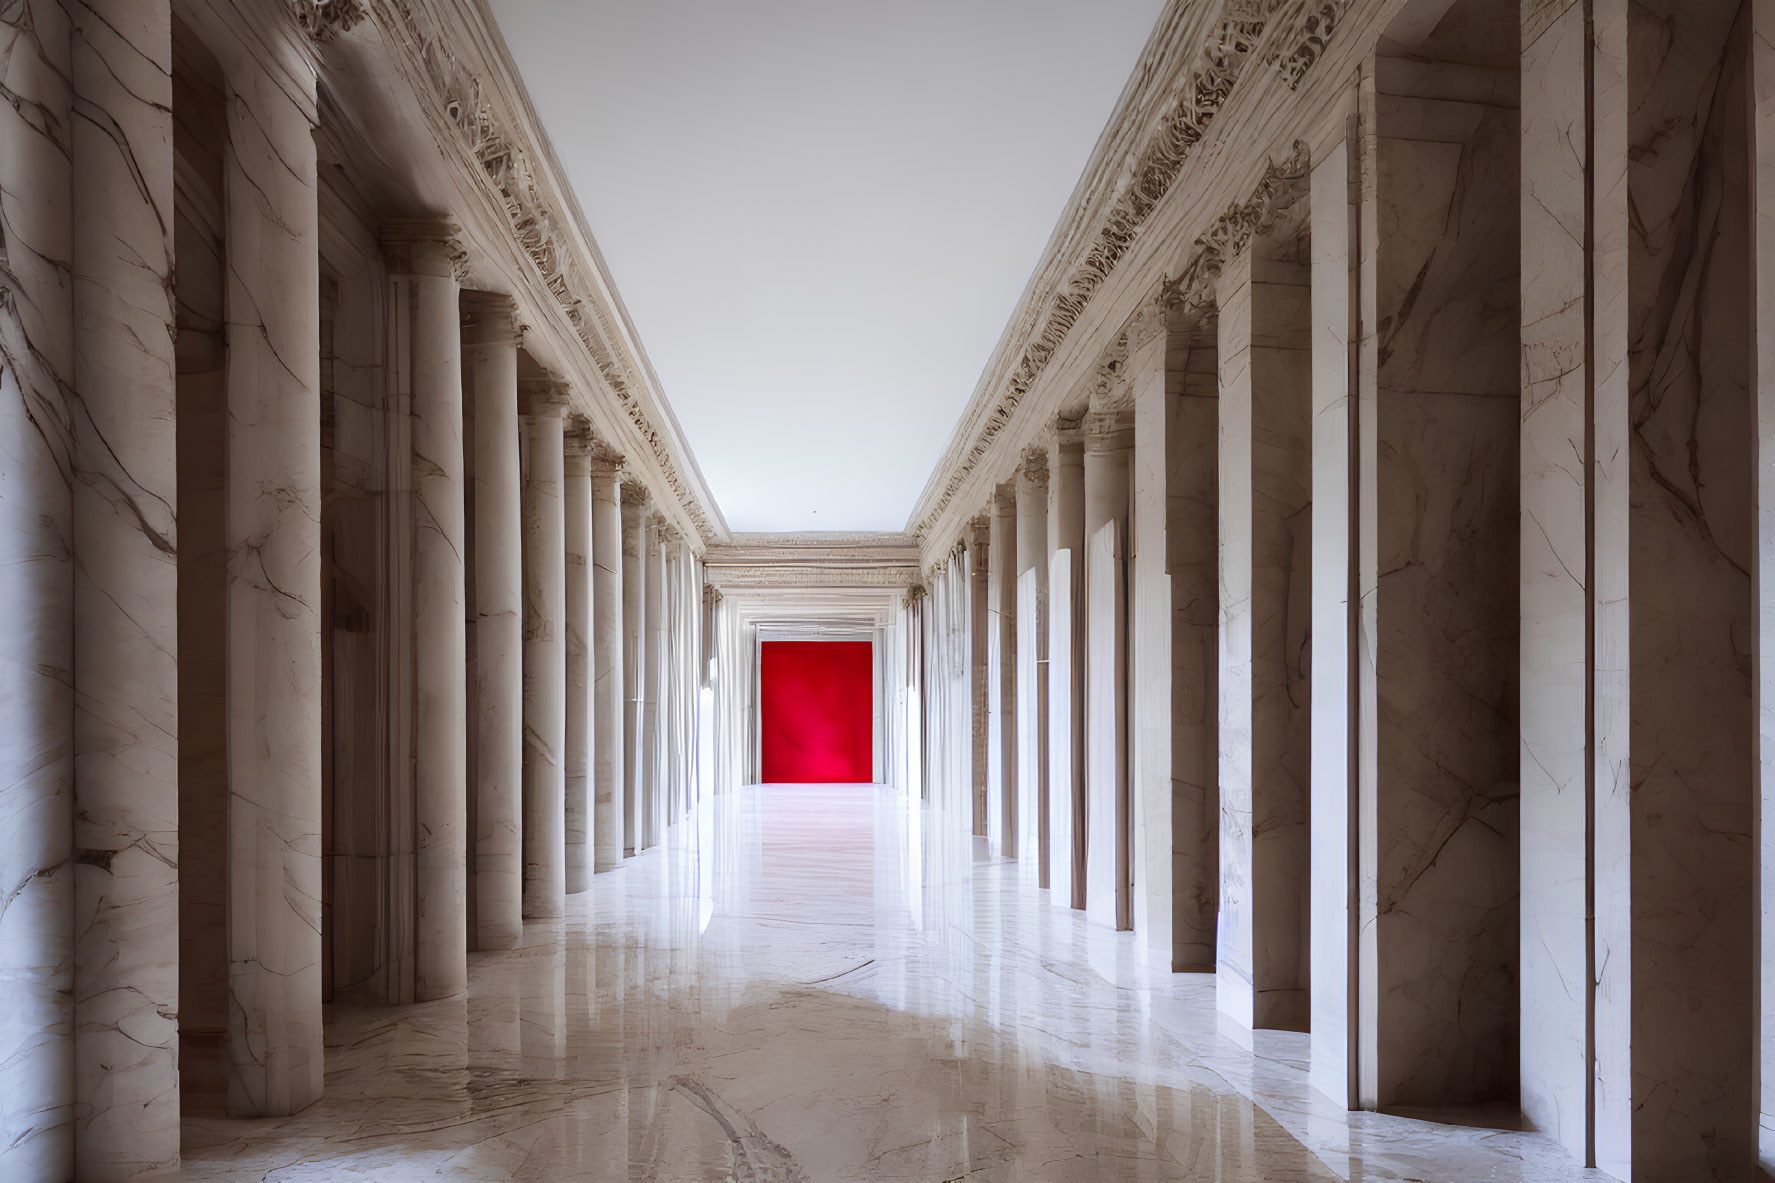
386;223;469;1000
1047;420;1087;911
1129;313;1220;972
590;449;626;872
1521;1;1757;1175
0;0;75;1169
1015;449;1049;886
70;0;181;1169
468;295;523;950
224;31;324;1118
620;481;648;855
1215;237;1311;1030
1756;2;1775;1172
987;484;1018;856
1083;408;1132;930
563;420;592;894
521;379;569;918
968;514;991;836
641;517;668;847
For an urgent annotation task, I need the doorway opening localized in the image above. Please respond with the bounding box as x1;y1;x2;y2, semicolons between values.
760;641;874;783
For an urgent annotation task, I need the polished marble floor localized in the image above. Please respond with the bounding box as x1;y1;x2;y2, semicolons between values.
183;784;1605;1180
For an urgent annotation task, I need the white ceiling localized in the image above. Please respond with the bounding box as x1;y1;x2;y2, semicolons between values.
489;0;1167;533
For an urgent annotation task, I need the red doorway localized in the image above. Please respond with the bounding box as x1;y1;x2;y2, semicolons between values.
761;641;873;783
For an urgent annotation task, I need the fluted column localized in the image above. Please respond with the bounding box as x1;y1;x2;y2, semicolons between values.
386;223;468;999
988;485;1018;856
563;420;592;894
967;515;990;836
1015;449;1049;886
1047;419;1086;911
468;295;523;950
69;0;181;1169
224;32;324;1118
590;450;626;872
642;515;668;847
620;481;648;855
521;379;569;918
1083;408;1132;931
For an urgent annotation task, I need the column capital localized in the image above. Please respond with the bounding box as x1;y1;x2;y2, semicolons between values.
1083;408;1134;453
462;292;525;346
1018;445;1049;488
993;482;1017;516
519;374;571;416
968;513;991;555
586;437;625;477
620;478;650;508
381;219;469;281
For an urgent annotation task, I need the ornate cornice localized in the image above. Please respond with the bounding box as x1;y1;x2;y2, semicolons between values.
370;0;722;546
706;564;923;591
293;0;368;41
908;0;1344;551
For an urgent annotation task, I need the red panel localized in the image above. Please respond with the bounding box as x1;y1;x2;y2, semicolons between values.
761;641;873;784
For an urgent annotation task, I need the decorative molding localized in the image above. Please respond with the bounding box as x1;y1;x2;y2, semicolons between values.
293;0;368;41
1266;0;1351;89
1018;446;1049;486
380;219;469;280
371;0;721;545
706;564;923;591
907;0;1348;554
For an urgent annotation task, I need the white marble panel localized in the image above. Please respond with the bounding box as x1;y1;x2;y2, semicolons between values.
1048;552;1081;912
591;461;625;873
1085;523;1126;931
1016;567;1043;882
522;400;567;918
1756;0;1775;1170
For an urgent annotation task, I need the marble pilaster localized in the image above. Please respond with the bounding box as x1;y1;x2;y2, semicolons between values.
1083;409;1132;930
620;482;647;855
1307;122;1360;1111
1130;315;1219;972
223;30;325;1118
386;223;469;1000
0;0;75;1169
987;485;1018;857
590;451;625;873
1048;421;1086;911
641;515;667;848
968;515;990;836
1756;1;1775;1171
70;0;181;1169
564;421;592;894
522;379;569;918
1015;449;1049;886
468;295;524;950
1214;240;1311;1031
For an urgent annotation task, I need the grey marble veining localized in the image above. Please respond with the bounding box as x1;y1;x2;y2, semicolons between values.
178;784;1608;1182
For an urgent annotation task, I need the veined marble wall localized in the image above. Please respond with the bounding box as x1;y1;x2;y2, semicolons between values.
1367;39;1522;1107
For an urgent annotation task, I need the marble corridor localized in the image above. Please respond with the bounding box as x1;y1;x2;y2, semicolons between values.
5;0;1775;1180
179;784;1602;1182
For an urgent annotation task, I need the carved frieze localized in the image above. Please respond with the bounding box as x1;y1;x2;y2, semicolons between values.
1265;0;1351;90
371;0;717;544
293;0;368;41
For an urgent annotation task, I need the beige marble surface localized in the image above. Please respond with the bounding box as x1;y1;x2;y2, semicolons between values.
178;783;1608;1182
521;392;568;919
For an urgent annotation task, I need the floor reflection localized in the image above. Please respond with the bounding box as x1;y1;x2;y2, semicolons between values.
181;784;1602;1181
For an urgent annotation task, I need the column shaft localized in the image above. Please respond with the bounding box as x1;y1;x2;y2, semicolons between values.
469;299;523;949
1082;411;1132;931
1047;425;1086;911
522;387;568;917
563;426;592;894
390;228;468;999
988;488;1017;856
1215;241;1311;1029
591;459;625;872
1015;453;1049;887
71;0;181;1169
641;519;667;847
968;516;990;836
620;487;646;854
0;0;75;1169
224;44;324;1117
